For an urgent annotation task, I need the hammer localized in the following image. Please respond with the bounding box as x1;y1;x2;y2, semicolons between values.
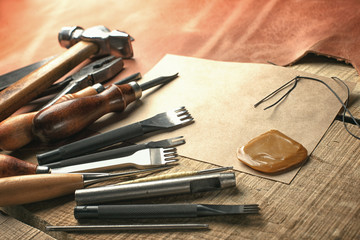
0;26;133;122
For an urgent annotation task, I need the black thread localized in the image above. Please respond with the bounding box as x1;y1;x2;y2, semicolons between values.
254;75;359;140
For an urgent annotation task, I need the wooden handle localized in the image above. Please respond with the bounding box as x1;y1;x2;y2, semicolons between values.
0;154;38;178
33;84;136;142
0;173;84;206
0;112;37;151
0;86;101;151
55;85;100;103
0;41;98;122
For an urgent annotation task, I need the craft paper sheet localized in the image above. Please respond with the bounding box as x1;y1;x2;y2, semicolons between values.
89;54;349;183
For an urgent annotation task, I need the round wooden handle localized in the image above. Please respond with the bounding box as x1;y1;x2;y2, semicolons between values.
0;173;84;206
33;84;136;142
0;41;98;122
0;112;37;151
0;86;101;151
55;86;100;103
0;154;38;178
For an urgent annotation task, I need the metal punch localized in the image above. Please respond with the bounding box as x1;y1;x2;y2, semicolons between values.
75;172;236;205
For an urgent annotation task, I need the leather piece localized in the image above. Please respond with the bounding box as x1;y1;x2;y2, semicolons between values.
1;0;360;76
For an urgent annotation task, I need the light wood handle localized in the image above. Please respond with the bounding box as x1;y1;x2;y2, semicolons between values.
0;41;98;122
0;112;37;151
0;173;84;206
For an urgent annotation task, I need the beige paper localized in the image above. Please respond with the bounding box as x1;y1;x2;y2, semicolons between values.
89;54;349;184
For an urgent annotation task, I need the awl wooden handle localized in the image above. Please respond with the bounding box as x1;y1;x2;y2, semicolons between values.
0;41;98;122
33;84;136;142
0;86;100;151
0;173;84;206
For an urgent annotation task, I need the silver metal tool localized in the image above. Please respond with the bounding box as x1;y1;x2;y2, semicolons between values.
50;148;178;173
74;204;260;219
75;172;236;205
42;136;185;168
46;224;209;231
116;166;234;185
41;55;124;109
37;107;194;163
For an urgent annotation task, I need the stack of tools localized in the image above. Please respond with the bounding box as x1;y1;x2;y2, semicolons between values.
0;25;260;232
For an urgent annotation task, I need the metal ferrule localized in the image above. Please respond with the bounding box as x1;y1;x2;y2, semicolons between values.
91;83;105;93
75;172;236;205
35;166;50;174
128;81;142;99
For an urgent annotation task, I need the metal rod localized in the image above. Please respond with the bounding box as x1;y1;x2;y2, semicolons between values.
139;73;178;91
46;223;209;231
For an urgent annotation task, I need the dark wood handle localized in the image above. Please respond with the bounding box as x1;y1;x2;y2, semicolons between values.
0;154;37;178
0;173;84;206
0;86;101;151
0;41;98;122
56;85;100;103
33;84;136;142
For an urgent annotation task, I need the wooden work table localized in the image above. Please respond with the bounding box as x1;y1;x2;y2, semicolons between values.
1;54;359;239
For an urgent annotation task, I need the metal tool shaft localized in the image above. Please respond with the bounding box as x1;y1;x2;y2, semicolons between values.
75;172;236;205
74;204;260;219
46;224;209;231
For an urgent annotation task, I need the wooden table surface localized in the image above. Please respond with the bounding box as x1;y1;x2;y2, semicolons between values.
1;54;359;239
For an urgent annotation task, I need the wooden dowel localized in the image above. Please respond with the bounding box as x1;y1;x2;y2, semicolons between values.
0;174;84;206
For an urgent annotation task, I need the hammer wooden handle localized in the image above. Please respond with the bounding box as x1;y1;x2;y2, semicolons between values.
0;41;98;122
0;173;84;206
0;86;101;151
33;84;136;142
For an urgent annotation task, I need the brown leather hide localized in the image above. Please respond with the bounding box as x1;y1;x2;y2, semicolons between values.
1;0;360;75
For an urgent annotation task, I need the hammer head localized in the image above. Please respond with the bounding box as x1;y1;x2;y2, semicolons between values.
58;26;133;59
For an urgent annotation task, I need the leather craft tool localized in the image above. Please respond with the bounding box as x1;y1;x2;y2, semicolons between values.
0;71;141;152
51;147;178;173
46;224;209;231
0;166;170;206
116;166;233;185
37;107;193;163
75;172;236;205
74;204;260;219
0;25;133;121
0;147;177;178
32;73;179;142
41;136;185;167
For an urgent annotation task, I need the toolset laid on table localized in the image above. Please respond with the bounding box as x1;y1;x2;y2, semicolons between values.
1;23;357;236
0;25;260;233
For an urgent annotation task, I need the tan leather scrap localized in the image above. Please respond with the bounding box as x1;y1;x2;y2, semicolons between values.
1;0;360;74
